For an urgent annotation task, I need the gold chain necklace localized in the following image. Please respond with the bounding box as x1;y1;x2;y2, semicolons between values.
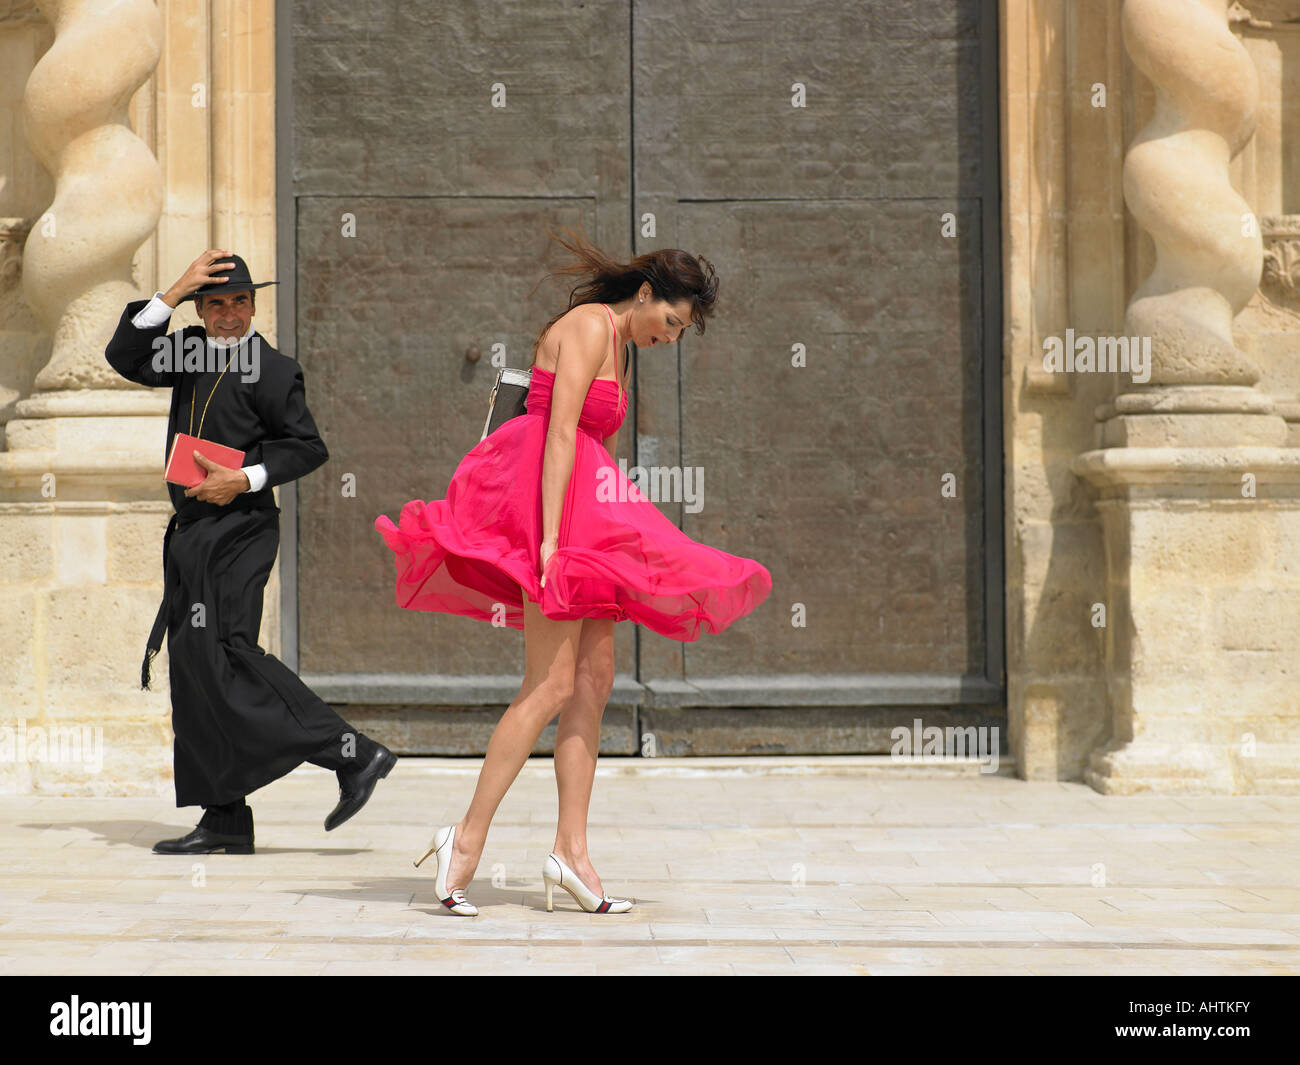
187;348;234;439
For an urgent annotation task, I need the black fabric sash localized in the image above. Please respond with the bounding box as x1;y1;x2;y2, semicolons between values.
140;513;180;690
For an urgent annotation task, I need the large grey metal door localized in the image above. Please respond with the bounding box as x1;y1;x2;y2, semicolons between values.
277;0;1003;754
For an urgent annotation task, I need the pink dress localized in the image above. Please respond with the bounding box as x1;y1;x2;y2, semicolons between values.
374;304;771;639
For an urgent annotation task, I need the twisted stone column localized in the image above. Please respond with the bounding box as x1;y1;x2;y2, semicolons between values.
0;1;173;800
1071;1;1300;794
2;0;280;800
21;0;163;391
1104;0;1286;446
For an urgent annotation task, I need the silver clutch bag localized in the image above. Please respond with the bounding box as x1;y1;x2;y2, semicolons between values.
480;366;533;441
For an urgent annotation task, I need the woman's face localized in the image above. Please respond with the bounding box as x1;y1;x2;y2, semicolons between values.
637;293;693;348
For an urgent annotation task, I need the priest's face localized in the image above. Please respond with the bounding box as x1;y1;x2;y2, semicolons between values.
196;290;255;342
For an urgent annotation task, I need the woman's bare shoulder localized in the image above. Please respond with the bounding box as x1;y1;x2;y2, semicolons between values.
536;304;610;373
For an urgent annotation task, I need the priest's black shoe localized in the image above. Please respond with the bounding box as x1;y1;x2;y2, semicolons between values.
152;825;254;855
325;744;397;831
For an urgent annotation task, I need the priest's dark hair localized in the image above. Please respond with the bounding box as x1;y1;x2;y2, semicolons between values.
527;224;719;366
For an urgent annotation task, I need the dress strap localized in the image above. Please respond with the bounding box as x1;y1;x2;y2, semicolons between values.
601;303;626;403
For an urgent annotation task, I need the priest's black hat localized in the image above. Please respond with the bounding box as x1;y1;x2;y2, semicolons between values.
190;254;278;302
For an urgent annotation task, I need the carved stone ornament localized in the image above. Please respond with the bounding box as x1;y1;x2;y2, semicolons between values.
1228;1;1300;27
1261;215;1300;296
0;1;44;23
0;219;31;289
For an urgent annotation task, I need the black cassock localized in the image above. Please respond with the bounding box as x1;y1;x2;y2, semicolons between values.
106;300;360;808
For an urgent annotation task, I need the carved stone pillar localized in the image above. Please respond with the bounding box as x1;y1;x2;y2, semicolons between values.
4;0;168;466
0;0;280;798
0;0;173;798
21;0;163;391
1104;0;1287;446
1073;0;1300;794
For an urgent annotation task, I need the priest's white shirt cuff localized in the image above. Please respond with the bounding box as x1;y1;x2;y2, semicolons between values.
242;463;269;492
131;292;174;329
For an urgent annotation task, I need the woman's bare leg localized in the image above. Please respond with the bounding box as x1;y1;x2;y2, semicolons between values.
443;595;582;894
552;616;615;896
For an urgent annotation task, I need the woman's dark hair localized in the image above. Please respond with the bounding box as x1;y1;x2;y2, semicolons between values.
527;224;719;366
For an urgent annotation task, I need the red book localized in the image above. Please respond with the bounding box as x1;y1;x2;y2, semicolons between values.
164;432;247;488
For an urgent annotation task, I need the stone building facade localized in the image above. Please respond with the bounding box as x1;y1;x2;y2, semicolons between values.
1;0;1297;796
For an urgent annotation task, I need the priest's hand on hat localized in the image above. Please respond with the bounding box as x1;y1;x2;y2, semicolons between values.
185;451;250;505
162;249;237;308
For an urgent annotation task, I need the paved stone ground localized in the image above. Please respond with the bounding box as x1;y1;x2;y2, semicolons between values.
2;757;1298;975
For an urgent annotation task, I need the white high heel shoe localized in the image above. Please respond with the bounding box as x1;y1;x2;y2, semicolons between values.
543;853;633;913
414;824;478;916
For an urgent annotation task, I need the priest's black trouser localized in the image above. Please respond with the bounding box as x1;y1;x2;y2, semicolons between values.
153;505;377;810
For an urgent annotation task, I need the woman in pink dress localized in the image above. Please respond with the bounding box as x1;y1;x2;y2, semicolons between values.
375;227;771;916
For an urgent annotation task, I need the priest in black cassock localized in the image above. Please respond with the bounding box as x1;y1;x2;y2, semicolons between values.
105;249;396;855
